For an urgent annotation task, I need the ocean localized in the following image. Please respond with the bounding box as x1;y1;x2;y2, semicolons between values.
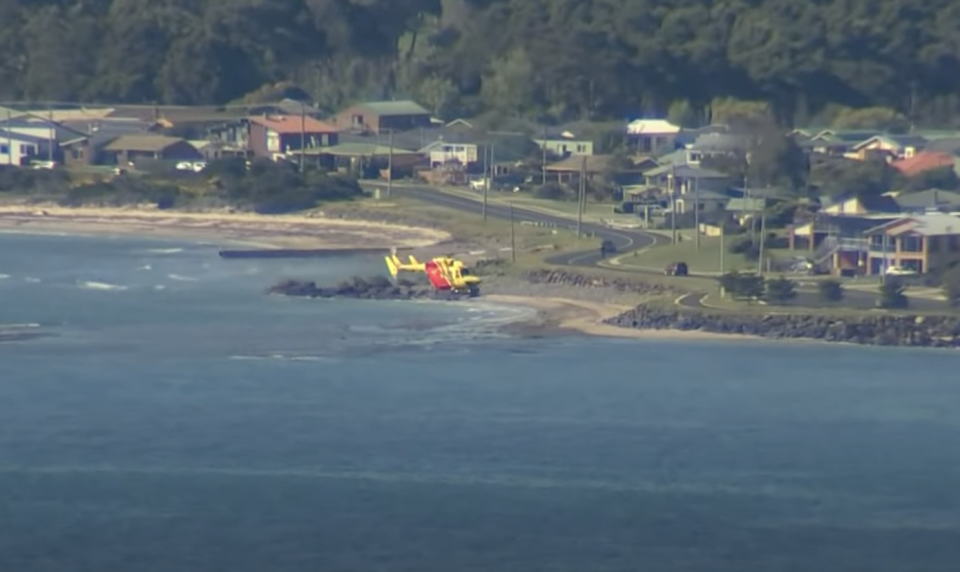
2;232;960;572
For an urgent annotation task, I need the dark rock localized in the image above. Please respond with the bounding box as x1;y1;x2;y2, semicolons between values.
266;276;473;301
603;306;960;349
523;269;687;297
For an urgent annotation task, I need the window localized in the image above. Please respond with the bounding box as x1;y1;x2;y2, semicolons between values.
0;144;7;154
576;144;585;153
900;235;922;252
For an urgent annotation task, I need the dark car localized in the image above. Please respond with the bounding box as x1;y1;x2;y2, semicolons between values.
599;239;617;258
665;261;688;276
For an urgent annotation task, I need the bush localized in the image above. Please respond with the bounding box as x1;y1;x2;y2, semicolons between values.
533;183;569;200
719;271;765;300
817;279;844;303
764;276;797;304
878;278;908;309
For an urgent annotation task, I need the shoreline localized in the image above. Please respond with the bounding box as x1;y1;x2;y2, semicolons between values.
0;204;449;250
482;294;762;341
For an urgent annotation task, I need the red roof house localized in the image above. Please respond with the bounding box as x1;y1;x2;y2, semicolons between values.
247;115;339;159
892;151;956;177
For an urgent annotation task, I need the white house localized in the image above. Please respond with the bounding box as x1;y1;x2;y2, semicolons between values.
0;130;44;166
626;119;681;154
419;140;478;167
533;131;594;156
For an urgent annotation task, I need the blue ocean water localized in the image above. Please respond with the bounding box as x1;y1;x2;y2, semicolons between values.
2;232;960;572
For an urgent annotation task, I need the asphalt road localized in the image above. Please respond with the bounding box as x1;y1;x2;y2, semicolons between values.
385;185;946;312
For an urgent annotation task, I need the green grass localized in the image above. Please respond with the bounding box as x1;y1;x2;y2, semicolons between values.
614;234;759;274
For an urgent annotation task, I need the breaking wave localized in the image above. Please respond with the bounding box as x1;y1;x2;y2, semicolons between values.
145;248;183;254
168;274;198;282
77;280;128;291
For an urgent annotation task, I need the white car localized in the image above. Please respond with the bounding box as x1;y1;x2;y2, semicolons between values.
884;266;917;276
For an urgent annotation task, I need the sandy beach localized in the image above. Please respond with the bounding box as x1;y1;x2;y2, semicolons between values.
484;294;760;341
0;204;449;249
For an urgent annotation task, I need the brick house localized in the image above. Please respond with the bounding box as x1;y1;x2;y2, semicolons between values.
247;115;339;160
331;101;432;134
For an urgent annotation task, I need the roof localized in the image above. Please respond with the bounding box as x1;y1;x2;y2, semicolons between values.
807;130;880;147
301;142;417;156
626;119;681;135
853;134;928;150
20;108;115;122
893;189;960;210
102;134;187;152
866;213;960;236
726;197;767;212
824;193;901;213
690;132;751;152
892;151;956;177
545;155;644;173
351;100;430;117
923;138;960;154
0;130;45;143
0;118;87;142
642;163;729;179
249;115;338;135
680;189;730;201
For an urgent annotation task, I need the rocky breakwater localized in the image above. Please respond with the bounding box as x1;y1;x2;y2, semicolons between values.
267;276;471;301
604;306;960;348
524;269;687;297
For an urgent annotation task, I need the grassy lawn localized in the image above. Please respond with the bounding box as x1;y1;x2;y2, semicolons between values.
614;234;759;274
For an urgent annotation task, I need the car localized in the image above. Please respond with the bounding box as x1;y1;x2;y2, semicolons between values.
600;239;617;257
884;266;918;276
665;261;689;276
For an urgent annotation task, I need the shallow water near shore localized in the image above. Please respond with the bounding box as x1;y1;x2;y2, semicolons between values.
3;233;960;571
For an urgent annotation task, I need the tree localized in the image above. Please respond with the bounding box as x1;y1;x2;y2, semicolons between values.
878;278;909;309
719;271;765;301
817;279;845;303
942;266;960;308
764;276;797;304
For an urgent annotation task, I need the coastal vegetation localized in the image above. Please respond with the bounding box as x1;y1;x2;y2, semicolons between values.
2;0;960;127
0;159;363;213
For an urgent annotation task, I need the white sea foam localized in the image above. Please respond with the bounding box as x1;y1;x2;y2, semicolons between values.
77;280;127;291
0;322;40;329
168;274;198;282
145;248;183;254
23;277;40;283
0;274;9;280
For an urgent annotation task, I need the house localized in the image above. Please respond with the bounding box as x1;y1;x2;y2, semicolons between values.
188;140;249;161
331;100;432;134
798;130;881;156
533;131;594;157
923;137;960;155
101;134;203;165
820;193;900;216
789;214;900;274
863;213;960;275
675;189;731;214
625;119;680;154
0;130;45;166
419;140;479;167
850;135;928;161
891;189;960;213
688;132;752;156
892;151;958;177
641;162;731;195
58;119;155;167
247;115;339;160
544;154;646;185
299;142;424;178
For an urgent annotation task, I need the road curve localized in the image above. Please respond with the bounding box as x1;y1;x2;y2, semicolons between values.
388;185;662;266
383;185;945;311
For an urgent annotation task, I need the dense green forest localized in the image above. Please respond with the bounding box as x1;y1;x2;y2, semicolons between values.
2;0;960;126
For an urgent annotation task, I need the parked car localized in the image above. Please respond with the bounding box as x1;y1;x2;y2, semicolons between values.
885;266;918;276
665;261;689;276
600;239;617;258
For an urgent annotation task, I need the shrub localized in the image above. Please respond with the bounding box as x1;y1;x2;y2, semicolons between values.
817;279;844;303
764;276;797;304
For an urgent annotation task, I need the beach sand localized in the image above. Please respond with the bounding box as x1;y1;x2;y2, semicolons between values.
0;204;449;249
0;203;744;342
484;294;760;341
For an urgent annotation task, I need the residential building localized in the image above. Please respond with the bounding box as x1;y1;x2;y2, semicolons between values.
0;130;44;166
892;151;959;177
789;214;899;274
863;213;960;275
850;134;928;161
247;115;339;159
797;130;880;156
688;132;752;156
625;119;680;154
820;194;900;216
419;140;479;167
891;189;960;213
331;100;432;134
533;132;594;157
641;162;731;195
544;154;646;185
101;135;203;165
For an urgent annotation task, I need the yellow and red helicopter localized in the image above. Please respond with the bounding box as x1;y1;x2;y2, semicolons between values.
385;249;481;296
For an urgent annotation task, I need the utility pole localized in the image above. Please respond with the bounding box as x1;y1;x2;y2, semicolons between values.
719;223;725;275
47;103;54;163
757;192;767;276
299;103;306;174
386;129;394;199
5;107;11;166
509;202;516;262
540;126;547;185
576;155;586;238
483;142;493;221
670;163;677;244
694;176;701;250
